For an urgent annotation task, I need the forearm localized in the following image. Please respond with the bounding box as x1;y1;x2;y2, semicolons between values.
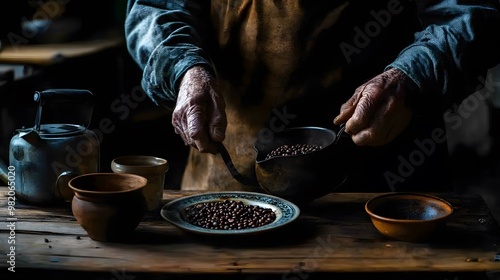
387;0;500;109
125;0;215;107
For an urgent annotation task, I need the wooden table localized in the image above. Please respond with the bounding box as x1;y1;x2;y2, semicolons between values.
1;188;500;280
0;38;123;66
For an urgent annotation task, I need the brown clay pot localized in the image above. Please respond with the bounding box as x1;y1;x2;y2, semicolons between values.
68;173;148;242
365;192;453;243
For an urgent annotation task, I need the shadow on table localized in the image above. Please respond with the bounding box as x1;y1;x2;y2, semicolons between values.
3;269;498;280
123;217;317;248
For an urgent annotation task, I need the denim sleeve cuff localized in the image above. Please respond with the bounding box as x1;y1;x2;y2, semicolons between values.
141;44;214;109
385;43;447;98
385;44;451;115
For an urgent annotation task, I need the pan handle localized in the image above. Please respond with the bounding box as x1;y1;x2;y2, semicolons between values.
216;142;260;187
334;122;347;145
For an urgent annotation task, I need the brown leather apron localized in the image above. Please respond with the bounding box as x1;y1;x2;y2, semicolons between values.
180;0;348;191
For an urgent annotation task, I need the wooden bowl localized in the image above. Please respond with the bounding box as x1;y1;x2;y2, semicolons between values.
68;173;148;242
365;193;453;242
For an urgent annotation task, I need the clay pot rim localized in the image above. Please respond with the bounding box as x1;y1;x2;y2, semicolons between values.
111;155;169;174
365;192;454;223
68;172;148;195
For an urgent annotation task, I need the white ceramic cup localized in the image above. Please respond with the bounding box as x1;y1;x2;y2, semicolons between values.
111;155;169;211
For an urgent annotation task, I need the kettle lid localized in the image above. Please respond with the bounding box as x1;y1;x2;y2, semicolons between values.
33;123;86;137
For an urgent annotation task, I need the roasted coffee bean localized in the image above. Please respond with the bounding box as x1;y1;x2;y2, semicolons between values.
184;200;276;230
265;143;322;160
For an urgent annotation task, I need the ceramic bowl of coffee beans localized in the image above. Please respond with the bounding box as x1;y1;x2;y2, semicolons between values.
253;126;351;205
161;191;300;236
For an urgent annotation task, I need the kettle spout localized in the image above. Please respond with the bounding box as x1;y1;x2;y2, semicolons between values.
0;158;8;185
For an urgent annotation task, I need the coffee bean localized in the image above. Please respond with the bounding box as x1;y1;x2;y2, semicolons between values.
265;144;322;160
184;200;276;230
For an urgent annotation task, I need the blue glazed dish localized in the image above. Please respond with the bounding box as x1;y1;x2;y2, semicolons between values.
161;191;300;236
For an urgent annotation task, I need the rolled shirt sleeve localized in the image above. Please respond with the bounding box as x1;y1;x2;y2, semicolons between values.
386;0;500;108
125;0;215;109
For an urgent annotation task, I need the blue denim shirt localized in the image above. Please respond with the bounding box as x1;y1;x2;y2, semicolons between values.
125;0;500;111
124;0;500;192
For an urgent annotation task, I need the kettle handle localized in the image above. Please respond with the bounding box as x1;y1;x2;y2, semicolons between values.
34;89;94;103
56;170;78;203
33;89;94;131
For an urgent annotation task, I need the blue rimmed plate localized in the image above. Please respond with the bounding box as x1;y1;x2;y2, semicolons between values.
160;191;300;235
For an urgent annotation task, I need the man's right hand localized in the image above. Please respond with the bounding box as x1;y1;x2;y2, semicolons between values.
172;66;227;154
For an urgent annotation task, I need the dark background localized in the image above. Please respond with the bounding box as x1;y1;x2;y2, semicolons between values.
0;0;499;220
0;0;189;189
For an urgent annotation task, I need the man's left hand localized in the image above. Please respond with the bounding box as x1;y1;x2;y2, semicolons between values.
333;68;414;146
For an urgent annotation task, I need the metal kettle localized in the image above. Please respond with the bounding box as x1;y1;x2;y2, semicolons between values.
0;89;100;205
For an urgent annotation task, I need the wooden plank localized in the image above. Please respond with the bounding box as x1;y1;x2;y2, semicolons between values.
3;231;500;274
1;189;500;275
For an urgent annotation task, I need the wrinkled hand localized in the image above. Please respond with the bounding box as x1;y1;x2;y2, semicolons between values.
333;68;414;146
172;66;227;154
